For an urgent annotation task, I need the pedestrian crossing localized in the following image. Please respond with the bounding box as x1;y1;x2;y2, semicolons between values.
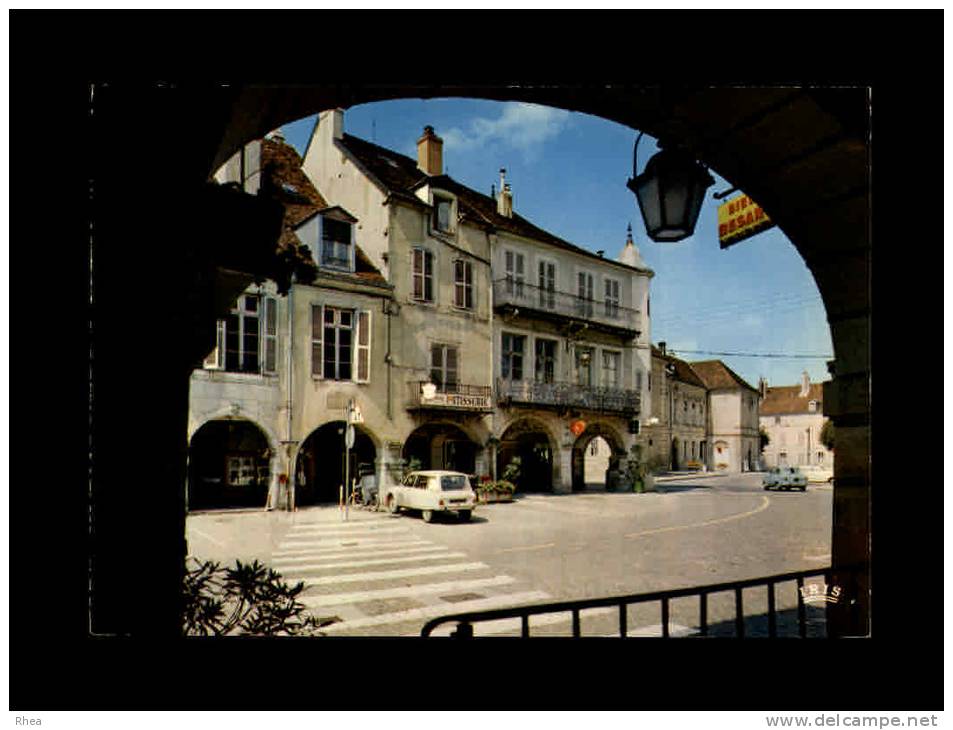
270;514;703;638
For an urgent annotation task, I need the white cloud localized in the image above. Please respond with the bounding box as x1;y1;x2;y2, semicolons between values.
441;103;571;159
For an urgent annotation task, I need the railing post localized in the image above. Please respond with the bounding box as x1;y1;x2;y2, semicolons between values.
619;603;627;638
572;608;581;637
521;613;530;637
767;581;777;638
735;588;745;638
699;592;708;636
796;576;807;638
661;598;670;638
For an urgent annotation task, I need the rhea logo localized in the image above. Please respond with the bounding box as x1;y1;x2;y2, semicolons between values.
799;583;842;605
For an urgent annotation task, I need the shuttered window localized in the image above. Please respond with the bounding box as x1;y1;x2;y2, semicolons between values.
412;248;434;302
453;259;473;309
311;304;323;378
356;310;371;383
262;296;277;374
203;320;226;370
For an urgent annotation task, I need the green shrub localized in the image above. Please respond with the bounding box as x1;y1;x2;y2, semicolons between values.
182;558;338;636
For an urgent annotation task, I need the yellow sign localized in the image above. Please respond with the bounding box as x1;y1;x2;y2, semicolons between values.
717;193;775;248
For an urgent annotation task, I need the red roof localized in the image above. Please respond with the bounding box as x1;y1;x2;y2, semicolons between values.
687;360;758;393
760;383;825;415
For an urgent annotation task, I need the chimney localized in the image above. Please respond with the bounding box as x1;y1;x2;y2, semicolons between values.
800;370;810;398
659;341;667;356
417;125;443;176
497;169;514;218
319;108;344;141
759;377;768;400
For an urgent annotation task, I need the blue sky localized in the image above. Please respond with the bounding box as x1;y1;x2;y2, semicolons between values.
282;98;834;390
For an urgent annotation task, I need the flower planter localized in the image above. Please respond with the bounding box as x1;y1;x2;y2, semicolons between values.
478;491;514;504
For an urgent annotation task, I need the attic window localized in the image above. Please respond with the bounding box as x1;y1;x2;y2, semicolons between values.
808;400;818;412
433;194;454;233
382;157;400;168
320;216;353;271
282;183;298;193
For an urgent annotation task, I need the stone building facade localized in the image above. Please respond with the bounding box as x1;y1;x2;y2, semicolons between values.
643;344;709;472
759;371;832;469
689;360;762;472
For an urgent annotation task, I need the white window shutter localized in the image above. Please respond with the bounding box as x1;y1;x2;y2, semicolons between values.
262;296;278;374
311;304;323;378
355;310;371;383
203;320;225;369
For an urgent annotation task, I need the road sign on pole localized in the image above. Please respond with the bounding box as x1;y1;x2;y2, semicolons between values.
345;424;355;449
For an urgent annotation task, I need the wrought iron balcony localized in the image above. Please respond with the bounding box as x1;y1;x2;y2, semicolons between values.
497;378;640;415
408;381;494;412
493;278;640;337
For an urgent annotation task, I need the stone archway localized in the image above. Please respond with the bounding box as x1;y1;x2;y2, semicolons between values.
187;418;273;511
402;422;483;475
571;422;627;492
499;418;559;493
295;421;377;506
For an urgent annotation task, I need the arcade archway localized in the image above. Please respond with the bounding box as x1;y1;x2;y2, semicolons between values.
187;419;272;511
402;422;481;475
295;421;376;506
499;419;556;493
571;423;626;492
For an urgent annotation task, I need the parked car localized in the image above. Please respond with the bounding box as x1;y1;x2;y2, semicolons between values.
763;466;808;491
802;465;834;483
383;470;477;522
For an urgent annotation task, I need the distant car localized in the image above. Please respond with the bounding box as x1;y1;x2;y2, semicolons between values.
763;466;808;491
383;470;477;522
802;465;834;484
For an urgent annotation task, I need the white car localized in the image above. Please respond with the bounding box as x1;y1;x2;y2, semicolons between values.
763;466;808;491
802;465;834;483
384;470;477;523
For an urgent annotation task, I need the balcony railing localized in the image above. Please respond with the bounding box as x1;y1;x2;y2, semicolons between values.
421;563;867;638
497;378;639;415
493;278;640;332
408;381;494;412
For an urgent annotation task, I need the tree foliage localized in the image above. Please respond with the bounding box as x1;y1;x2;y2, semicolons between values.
820;419;835;450
759;427;770;451
182;558;338;636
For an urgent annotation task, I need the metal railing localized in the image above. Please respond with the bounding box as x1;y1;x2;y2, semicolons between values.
421;564;865;638
409;380;494;411
493;279;639;331
497;378;640;415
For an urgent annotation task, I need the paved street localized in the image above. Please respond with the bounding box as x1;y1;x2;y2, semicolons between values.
186;472;832;637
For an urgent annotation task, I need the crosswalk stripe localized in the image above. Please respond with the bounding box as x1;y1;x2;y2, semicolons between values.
419;606;615;637
300;575;518;608
283;527;406;541
318;591;552;633
273;539;432;557
299;562;488;586
277;551;466;573
287;522;398;535
272;544;446;564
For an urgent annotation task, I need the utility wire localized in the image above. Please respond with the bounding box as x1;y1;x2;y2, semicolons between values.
668;349;832;360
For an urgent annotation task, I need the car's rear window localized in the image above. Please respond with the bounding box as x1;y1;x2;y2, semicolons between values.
440;475;468;491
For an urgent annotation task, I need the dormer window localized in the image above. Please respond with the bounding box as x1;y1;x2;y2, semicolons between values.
433;194;454;234
320;216;353;271
808;400;818;412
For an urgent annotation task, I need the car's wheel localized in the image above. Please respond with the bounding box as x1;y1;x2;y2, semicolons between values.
799;485;807;492
763;485;770;491
422;509;434;523
458;510;472;522
387;494;399;515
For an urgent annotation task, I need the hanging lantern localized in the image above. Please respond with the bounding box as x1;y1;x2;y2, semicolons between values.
570;419;587;437
627;145;715;243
